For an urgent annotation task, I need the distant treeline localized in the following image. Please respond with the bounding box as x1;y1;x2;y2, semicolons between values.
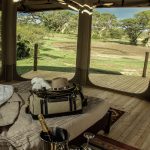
18;10;150;44
16;10;150;59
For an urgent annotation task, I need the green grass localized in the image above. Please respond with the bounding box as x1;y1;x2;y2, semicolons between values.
90;58;144;76
17;33;150;77
17;34;77;75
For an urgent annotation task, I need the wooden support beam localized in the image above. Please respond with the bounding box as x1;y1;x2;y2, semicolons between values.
1;0;17;81
73;0;92;86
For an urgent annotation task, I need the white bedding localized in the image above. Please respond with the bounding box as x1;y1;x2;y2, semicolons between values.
0;85;13;106
0;93;109;150
0;93;21;127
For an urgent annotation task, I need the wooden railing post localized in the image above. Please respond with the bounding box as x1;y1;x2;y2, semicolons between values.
142;52;149;77
33;43;38;71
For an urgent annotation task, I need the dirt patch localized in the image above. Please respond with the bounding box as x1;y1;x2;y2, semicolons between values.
51;41;77;51
91;41;150;56
51;41;150;57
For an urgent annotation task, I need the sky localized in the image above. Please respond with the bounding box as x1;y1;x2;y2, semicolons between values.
96;8;150;20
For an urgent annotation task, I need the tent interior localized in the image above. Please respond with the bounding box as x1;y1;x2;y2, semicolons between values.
0;0;150;150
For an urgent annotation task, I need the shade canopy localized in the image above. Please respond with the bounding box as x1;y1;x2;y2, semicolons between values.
0;0;149;12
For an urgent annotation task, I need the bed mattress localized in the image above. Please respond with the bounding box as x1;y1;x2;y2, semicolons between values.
0;94;109;150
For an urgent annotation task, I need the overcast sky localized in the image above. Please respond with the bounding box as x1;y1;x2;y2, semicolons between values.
96;8;150;19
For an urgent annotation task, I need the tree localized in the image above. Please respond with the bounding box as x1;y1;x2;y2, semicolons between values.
139;10;150;47
61;14;78;34
109;28;124;39
121;10;150;45
92;11;119;39
34;11;75;33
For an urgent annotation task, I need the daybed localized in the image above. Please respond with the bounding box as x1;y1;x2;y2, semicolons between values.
0;82;110;150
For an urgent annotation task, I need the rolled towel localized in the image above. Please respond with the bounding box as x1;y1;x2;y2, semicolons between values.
31;77;44;85
41;80;51;90
32;83;42;91
31;77;51;90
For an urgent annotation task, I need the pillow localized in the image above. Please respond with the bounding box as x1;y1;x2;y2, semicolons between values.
0;85;13;106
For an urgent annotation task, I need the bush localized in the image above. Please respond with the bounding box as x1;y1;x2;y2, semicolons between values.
109;28;124;39
17;24;47;56
16;35;31;60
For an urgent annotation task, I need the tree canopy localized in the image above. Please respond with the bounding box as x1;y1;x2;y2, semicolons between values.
92;11;119;39
17;9;150;52
121;10;150;45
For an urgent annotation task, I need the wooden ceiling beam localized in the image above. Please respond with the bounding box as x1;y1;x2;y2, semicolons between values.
18;0;83;12
16;0;150;12
21;0;51;5
18;5;65;12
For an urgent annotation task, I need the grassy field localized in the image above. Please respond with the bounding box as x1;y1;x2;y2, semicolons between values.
17;34;77;75
17;33;150;77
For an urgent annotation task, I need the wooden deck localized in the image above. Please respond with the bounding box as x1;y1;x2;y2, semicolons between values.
13;80;150;150
21;70;75;80
22;70;150;94
83;87;150;150
89;73;149;94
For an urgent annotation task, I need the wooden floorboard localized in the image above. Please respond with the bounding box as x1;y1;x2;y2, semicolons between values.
13;80;150;150
89;74;149;94
21;71;150;149
84;87;150;150
22;70;150;94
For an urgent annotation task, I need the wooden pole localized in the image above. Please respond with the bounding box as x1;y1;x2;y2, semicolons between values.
33;43;38;71
142;52;149;77
74;6;92;85
2;0;17;81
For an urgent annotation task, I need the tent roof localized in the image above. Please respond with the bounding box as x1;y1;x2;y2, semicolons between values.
0;0;149;12
6;0;150;12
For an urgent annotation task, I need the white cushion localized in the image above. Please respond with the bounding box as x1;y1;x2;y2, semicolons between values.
0;85;13;106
